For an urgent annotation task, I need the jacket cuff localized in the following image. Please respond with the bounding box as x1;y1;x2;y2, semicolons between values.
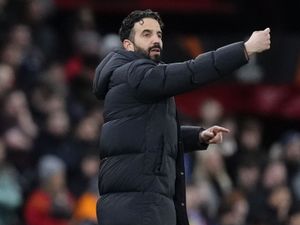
181;126;209;152
197;128;209;150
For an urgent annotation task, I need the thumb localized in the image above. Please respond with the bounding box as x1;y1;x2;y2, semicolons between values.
264;27;270;33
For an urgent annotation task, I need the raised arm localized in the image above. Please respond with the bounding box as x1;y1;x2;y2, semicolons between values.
127;28;270;101
128;42;248;101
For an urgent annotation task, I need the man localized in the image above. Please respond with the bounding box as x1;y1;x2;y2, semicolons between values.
93;9;270;225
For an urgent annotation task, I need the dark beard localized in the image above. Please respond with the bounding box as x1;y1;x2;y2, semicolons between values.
134;44;162;62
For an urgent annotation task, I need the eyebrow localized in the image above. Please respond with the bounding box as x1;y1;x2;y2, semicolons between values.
141;29;163;35
141;29;152;34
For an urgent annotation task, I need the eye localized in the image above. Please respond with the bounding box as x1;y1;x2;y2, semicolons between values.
143;32;151;37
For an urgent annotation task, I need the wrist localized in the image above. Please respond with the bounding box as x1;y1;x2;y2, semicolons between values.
244;41;254;57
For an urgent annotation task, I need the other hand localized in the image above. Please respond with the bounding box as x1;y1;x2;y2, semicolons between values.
200;126;230;144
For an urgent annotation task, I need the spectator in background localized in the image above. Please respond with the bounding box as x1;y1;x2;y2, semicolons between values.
249;160;289;224
288;207;300;225
188;180;219;222
28;61;70;128
69;152;99;198
100;33;122;57
73;177;98;225
39;62;69;98
24;155;74;225
193;146;233;219
67;111;102;176
0;90;38;189
238;118;264;153
24;0;58;61
0;41;23;69
34;110;71;163
229;118;266;180
186;183;210;225
0;90;38;140
4;24;44;90
235;156;264;224
198;98;224;128
219;116;238;157
236;157;261;194
217;190;248;225
29;79;66;127
262;160;287;191
219;116;239;180
55;111;102;205
195;146;233;197
69;71;99;116
0;63;15;98
65;6;101;82
280;131;300;203
266;185;292;225
0;139;23;225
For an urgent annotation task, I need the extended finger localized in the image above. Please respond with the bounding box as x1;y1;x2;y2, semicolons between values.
211;126;230;133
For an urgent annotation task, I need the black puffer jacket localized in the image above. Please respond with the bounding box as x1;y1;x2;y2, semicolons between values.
93;42;248;225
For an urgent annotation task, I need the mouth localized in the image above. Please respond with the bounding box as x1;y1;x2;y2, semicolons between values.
150;47;161;53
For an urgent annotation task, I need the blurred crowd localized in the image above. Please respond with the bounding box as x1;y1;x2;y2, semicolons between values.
0;1;115;225
0;1;300;225
181;99;300;225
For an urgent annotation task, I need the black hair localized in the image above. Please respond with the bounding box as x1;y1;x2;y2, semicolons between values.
119;9;164;42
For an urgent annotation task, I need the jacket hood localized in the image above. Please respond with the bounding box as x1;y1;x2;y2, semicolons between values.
93;48;147;99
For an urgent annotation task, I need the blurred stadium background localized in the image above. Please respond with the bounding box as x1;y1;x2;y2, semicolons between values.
0;1;300;225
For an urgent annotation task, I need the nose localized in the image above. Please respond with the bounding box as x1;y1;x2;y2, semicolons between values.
152;34;161;44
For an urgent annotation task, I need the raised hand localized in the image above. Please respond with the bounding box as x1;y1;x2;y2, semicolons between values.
244;28;271;56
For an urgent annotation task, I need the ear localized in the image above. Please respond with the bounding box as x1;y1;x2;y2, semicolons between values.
123;39;135;51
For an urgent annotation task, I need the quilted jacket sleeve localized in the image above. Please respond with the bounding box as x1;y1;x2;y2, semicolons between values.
127;42;248;101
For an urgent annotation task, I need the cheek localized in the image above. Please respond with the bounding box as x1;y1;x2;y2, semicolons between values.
134;39;147;49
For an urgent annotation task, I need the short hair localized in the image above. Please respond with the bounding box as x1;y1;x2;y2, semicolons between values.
119;9;164;42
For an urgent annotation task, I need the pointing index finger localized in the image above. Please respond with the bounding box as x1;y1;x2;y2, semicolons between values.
212;126;230;133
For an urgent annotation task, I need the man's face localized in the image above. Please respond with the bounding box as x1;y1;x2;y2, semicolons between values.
129;18;163;62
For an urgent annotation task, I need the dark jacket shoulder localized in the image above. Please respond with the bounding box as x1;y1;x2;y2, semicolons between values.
93;49;151;99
